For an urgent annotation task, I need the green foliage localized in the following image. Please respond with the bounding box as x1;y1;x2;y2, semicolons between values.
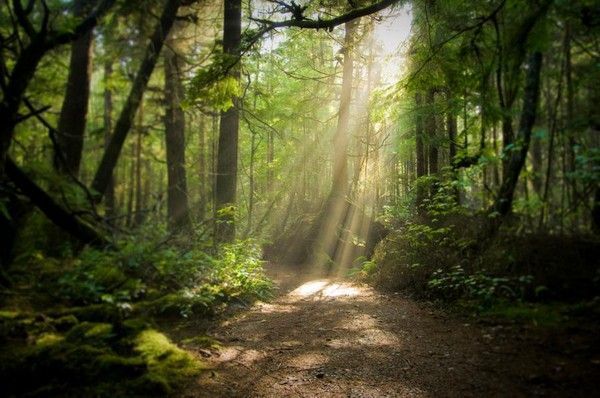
1;234;271;396
428;265;533;307
186;73;241;111
213;240;273;299
23;233;272;318
478;302;567;328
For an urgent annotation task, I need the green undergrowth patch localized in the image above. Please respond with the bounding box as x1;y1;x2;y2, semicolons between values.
1;235;273;396
361;176;600;323
461;299;600;329
478;302;565;328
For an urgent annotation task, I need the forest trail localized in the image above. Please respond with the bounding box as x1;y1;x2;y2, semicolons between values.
181;264;592;397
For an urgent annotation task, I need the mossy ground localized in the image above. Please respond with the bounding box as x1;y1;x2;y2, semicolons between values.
0;239;271;396
0;312;203;397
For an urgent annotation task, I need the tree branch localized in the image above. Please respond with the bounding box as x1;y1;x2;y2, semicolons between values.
252;0;400;31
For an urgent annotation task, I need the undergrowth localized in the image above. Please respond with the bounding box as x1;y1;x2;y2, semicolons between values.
359;174;600;321
0;231;273;397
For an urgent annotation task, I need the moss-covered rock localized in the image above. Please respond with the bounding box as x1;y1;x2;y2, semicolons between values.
134;329;202;393
0;321;202;397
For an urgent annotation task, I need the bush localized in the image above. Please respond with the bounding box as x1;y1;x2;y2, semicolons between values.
18;235;273;318
363;175;599;307
1;234;273;396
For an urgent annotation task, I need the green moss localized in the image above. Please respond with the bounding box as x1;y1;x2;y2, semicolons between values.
66;322;114;343
121;318;151;334
134;329;202;392
57;303;124;322
35;333;64;346
0;310;20;320
95;353;147;377
480;302;566;327
51;315;79;332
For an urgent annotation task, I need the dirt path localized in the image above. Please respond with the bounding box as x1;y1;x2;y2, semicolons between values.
180;265;597;397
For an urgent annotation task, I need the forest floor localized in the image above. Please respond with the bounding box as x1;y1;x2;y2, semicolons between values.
171;264;599;397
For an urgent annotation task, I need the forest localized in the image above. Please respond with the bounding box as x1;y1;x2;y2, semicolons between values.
0;0;599;396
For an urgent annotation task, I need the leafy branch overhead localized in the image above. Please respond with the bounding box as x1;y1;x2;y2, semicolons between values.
187;0;402;101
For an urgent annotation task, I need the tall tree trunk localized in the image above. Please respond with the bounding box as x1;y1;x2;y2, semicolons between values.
164;44;191;232
247;131;256;233
531;126;543;196
446;104;460;203
103;60;115;217
55;0;95;176
266;130;274;192
331;19;357;197
426;89;438;190
91;0;181;199
133;114;144;227
126;140;135;228
0;0;114;176
308;19;358;265
492;52;543;218
564;22;578;212
215;0;242;243
415;92;426;213
198;116;207;220
447;111;457;162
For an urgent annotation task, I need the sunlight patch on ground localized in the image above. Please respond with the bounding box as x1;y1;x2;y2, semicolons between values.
325;327;400;349
214;346;266;366
256;302;297;313
357;328;400;347
238;349;266;364
342;314;378;330
289;280;329;297
288;279;363;300
287;352;329;369
321;283;361;297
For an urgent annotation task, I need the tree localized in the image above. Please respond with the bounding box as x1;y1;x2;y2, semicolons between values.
215;0;242;243
492;52;543;218
55;0;96;176
164;38;191;232
91;0;182;200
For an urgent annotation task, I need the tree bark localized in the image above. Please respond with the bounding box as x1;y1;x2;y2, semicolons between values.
164;44;191;232
426;89;438;200
91;0;181;199
197;116;207;220
103;61;115;217
133;113;144;227
55;0;95;176
331;19;357;197
215;0;242;243
447;111;457;162
0;0;115;176
415;92;426;212
492;52;543;217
